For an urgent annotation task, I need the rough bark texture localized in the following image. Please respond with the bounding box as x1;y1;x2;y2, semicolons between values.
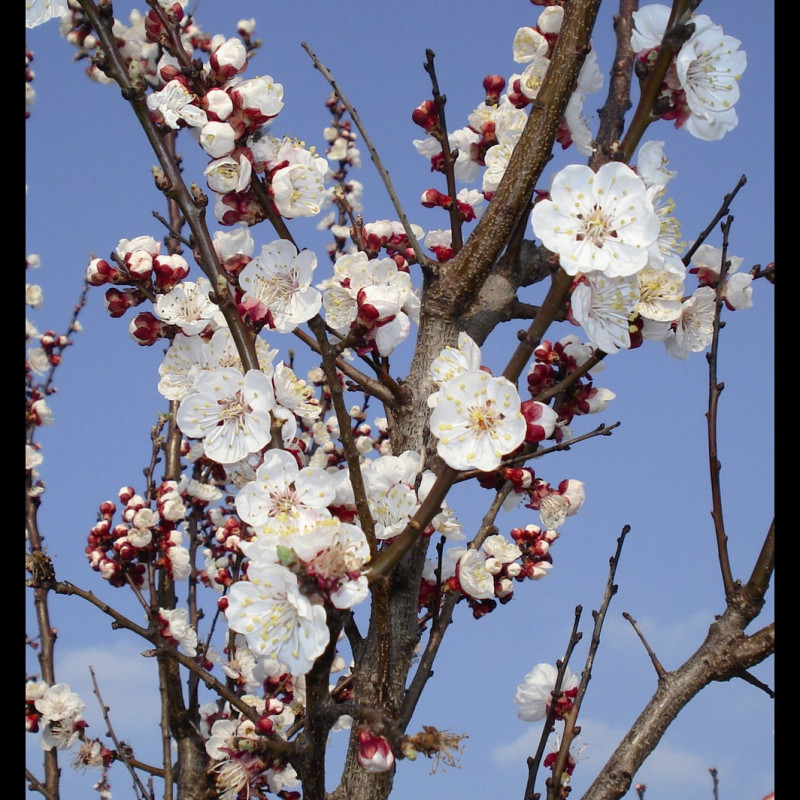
580;586;774;800
328;3;604;796
162;656;216;800
328;305;459;800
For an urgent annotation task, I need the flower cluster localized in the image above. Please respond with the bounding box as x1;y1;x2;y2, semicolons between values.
26;681;87;751
427;334;526;472
412;1;605;253
631;4;746;141
531;140;752;359
86;483;191;587
26;2;763;794
204;702;300;798
525;335;615;432
319;250;420;357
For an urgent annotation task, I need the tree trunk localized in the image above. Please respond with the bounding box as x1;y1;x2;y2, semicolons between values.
328;302;460;800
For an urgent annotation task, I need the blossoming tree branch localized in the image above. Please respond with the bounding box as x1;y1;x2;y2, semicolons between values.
25;1;774;799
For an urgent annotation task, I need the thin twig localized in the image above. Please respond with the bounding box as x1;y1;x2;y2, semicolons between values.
301;42;429;269
152;211;192;249
523;608;584;800
734;669;775;699
546;526;631;795
400;486;512;730
89;666;155;798
682;175;747;266
623;611;666;678
709;767;719;800
25;769;57;800
423;49;463;253
51;581;293;756
455;421;620;483
292;327;397;405
705;216;735;597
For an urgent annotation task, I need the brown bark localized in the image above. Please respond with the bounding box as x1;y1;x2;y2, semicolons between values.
580;585;774;800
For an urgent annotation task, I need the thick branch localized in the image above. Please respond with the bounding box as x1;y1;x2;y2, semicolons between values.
433;0;602;315
579;587;773;800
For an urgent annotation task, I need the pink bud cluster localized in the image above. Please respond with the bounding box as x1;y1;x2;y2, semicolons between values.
509;523;559;579
34;330;71;369
420;189;477;223
411;72;509;178
86;483;189;588
86;235;190;342
527;338;605;430
357;220;419;268
199;511;248;591
323;95;360;172
428;524;558;620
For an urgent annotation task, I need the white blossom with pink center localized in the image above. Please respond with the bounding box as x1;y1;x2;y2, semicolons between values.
176;367;275;464
514;662;579;722
320;251;419;355
158;606;198;656
239;239;322;333
537;479;586;530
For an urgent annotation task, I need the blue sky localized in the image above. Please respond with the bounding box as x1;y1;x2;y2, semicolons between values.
26;2;774;798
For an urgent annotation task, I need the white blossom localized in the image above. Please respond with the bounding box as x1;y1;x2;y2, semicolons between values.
430;370;526;471
225;562;329;676
532;162;659;277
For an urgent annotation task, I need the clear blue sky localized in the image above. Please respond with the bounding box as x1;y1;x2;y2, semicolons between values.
26;2;774;798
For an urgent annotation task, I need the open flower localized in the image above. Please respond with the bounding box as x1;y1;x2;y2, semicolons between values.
676;22;746;141
238;239;321;333
146;80;208;130
428;332;483;408
270;147;329;218
158;607;198;656
569;272;640;354
234;448;335;535
430;370;526;471
224;562;329;676
154;277;222;335
176;367;274;464
320;251;419;356
667;286;717;359
531;162;659;278
514;663;579;722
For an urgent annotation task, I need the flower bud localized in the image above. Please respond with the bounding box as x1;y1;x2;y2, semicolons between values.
129;312;164;346
411;100;439;132
483;74;506;104
357;729;395;774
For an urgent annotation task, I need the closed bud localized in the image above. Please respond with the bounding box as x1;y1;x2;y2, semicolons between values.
411;100;439;132
483;74;506;104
